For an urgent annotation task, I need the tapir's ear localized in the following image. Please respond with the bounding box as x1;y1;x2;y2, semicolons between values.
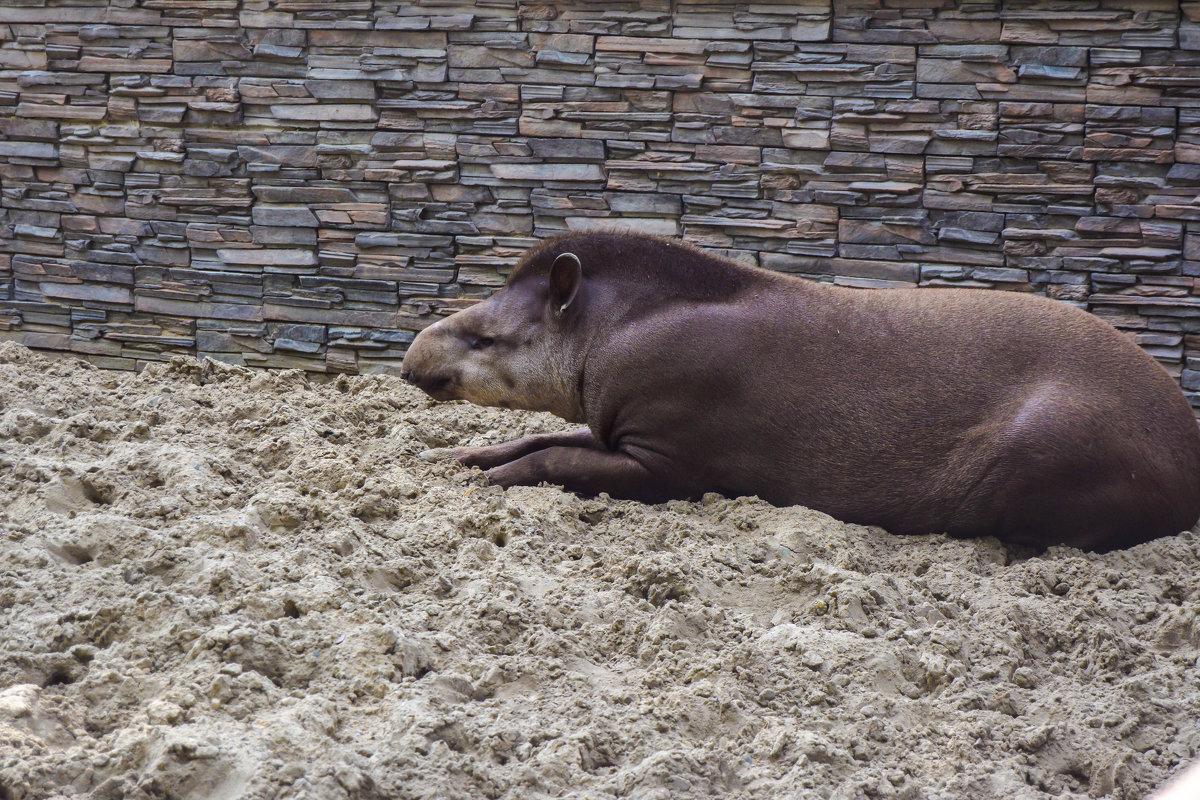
549;252;582;316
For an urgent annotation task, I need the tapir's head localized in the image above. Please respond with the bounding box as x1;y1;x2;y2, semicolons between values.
400;247;587;421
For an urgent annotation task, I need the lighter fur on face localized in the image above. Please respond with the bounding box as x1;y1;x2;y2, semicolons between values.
401;290;584;421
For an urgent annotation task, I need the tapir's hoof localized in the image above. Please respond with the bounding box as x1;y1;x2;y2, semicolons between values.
419;448;456;462
482;466;515;488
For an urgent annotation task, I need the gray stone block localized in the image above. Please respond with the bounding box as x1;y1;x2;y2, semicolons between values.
0;141;57;159
251;206;319;227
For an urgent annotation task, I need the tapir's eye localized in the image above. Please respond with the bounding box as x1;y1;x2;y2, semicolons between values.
468;335;494;350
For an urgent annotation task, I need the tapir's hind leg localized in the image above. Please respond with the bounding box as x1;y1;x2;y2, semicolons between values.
973;385;1189;551
431;428;599;470
993;454;1176;552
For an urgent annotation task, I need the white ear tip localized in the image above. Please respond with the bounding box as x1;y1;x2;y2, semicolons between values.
554;251;581;268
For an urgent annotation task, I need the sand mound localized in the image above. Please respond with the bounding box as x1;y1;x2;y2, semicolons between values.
1;341;1198;799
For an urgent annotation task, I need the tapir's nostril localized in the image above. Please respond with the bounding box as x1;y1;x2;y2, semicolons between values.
401;367;415;384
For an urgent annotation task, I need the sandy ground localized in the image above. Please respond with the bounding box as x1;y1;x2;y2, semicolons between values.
1;340;1198;800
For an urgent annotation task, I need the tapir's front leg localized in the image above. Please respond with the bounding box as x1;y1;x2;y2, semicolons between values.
484;446;680;503
428;428;600;470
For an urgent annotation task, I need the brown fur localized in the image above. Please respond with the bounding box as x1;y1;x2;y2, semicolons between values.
402;232;1200;551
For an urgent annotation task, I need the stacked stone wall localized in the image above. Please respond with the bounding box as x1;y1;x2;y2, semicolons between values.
2;1;1200;411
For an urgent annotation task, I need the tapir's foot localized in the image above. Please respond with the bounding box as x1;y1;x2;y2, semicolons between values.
446;444;515;470
421;429;599;471
418;444;508;469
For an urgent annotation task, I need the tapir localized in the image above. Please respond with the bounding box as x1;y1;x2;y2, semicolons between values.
400;232;1200;551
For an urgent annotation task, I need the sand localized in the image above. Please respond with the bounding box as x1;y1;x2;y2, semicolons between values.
1;340;1198;800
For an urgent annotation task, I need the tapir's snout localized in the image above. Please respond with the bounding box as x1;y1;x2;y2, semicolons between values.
409;370;451;397
399;365;445;394
400;326;458;400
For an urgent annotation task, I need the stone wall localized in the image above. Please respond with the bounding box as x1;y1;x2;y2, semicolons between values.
2;1;1200;410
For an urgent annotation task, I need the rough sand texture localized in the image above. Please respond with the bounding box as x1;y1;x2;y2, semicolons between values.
1;341;1198;800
